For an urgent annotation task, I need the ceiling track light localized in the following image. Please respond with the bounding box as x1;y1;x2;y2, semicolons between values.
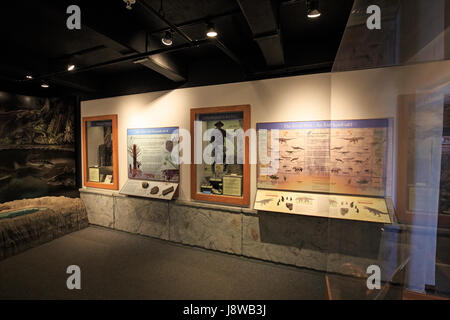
25;75;33;80
307;0;321;19
41;83;49;88
67;64;76;71
206;22;218;38
123;0;136;10
161;30;173;46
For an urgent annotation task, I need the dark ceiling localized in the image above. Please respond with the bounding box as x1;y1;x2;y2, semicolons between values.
0;0;354;100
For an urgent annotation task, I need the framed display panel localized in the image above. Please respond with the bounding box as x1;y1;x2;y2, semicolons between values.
257;118;393;197
127;127;180;182
190;105;250;206
82;115;118;190
120;126;180;200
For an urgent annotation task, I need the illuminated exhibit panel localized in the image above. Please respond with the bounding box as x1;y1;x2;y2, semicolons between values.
254;189;392;224
257;119;392;197
120;127;180;200
255;118;394;223
127;127;180;182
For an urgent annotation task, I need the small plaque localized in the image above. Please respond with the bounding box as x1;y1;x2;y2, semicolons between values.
222;175;242;197
89;167;100;182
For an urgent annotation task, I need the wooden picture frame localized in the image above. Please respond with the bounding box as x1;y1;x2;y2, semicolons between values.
190;105;250;206
82;114;119;190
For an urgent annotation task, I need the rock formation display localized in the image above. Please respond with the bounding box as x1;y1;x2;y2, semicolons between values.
0;196;88;260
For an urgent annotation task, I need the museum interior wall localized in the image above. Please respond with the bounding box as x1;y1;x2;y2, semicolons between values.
82;60;450;203
1;0;449;299
79;58;450;296
77;0;450;297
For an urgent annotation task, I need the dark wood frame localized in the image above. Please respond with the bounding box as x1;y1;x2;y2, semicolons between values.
82;114;119;190
190;105;251;206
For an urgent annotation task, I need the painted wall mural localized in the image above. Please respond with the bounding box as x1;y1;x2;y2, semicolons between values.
0;91;77;203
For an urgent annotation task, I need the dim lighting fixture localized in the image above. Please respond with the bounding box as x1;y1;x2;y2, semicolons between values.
133;57;149;64
41;83;49;88
307;0;321;19
67;64;76;71
123;0;136;10
161;30;173;46
25;75;33;79
206;23;218;38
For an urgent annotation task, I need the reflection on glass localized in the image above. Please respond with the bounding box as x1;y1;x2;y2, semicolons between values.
196;112;244;197
86;120;113;184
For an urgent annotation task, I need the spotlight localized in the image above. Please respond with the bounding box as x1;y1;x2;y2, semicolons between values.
206;23;218;38
161;31;173;46
41;83;49;88
307;0;321;19
67;64;76;71
25;75;33;79
123;0;136;10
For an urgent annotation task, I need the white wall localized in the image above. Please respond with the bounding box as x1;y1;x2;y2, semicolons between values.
81;59;450;205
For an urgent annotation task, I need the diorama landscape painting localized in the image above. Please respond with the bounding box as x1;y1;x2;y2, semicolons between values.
0;92;77;203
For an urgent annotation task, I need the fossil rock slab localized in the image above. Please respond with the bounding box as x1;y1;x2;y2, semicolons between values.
242;212;328;272
80;192;114;228
169;202;242;255
115;196;169;240
0;196;88;260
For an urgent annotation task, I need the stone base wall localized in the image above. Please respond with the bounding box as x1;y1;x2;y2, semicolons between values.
80;189;414;279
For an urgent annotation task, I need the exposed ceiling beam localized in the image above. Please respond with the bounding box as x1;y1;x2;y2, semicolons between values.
21;40;210;81
34;1;186;83
237;0;285;66
0;45;101;93
137;0;193;44
137;0;245;69
148;9;241;35
47;76;98;93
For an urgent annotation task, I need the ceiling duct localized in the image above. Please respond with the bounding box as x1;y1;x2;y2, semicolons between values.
237;0;285;66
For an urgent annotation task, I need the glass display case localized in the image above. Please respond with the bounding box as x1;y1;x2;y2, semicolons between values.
190;105;250;206
82;115;118;190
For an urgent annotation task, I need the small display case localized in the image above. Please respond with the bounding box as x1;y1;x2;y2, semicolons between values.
82;115;118;190
190;105;250;206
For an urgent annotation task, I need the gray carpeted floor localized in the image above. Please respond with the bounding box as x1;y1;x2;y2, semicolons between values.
0;226;327;299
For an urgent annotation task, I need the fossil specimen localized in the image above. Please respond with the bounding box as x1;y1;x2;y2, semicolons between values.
150;186;159;194
162;186;174;196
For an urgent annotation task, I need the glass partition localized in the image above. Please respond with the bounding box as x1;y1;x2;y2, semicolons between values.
325;0;450;299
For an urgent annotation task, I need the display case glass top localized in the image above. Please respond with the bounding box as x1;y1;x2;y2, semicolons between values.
82;115;118;190
190;105;250;206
